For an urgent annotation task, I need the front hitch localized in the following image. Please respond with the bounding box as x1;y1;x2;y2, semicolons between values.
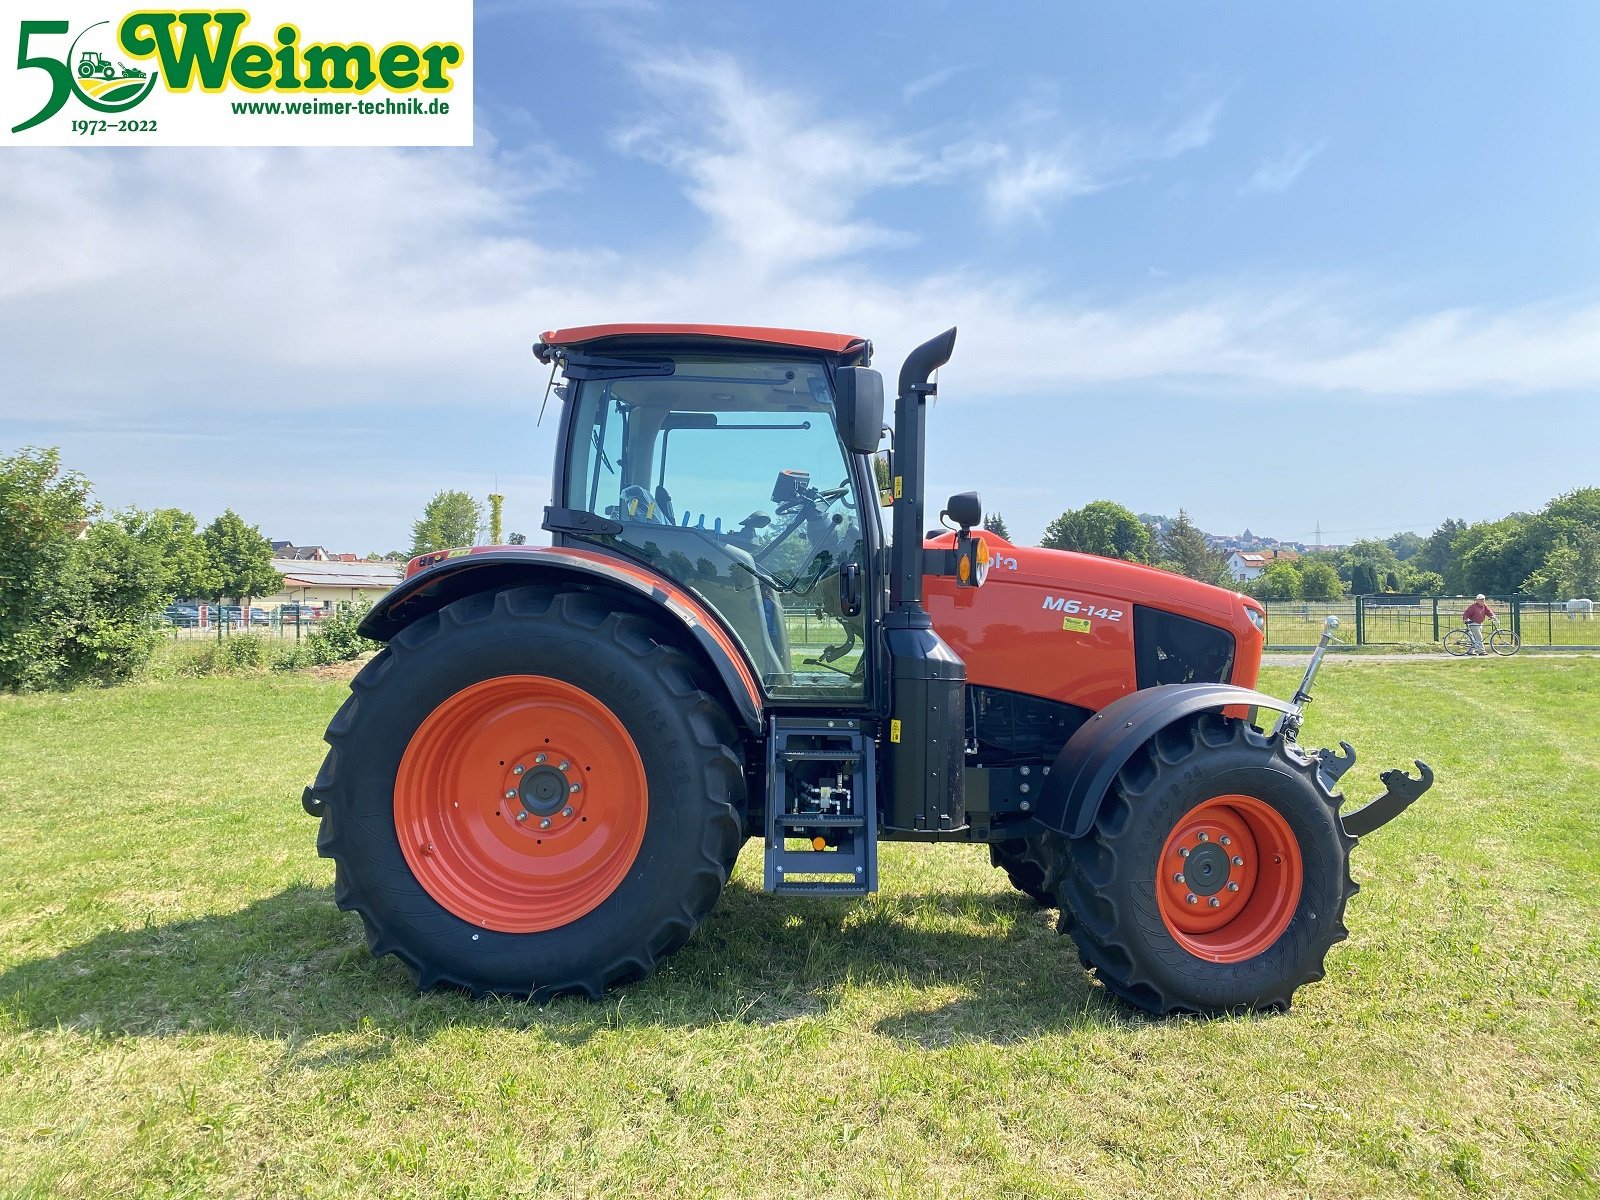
1272;615;1435;838
1341;761;1434;838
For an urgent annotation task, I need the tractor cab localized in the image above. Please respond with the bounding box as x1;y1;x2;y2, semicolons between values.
543;328;887;701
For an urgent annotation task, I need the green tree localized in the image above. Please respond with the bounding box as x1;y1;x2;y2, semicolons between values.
55;522;167;687
411;490;484;556
0;447;169;690
1248;560;1304;601
1402;568;1445;595
1417;517;1466;575
0;448;94;690
1041;500;1151;562
1298;559;1344;601
1386;531;1424;561
201;510;282;608
1156;509;1228;583
1350;562;1380;596
1522;527;1600;600
488;493;505;545
983;511;1011;540
117;507;213;599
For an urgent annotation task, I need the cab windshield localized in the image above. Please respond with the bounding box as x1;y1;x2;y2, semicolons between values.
562;355;867;700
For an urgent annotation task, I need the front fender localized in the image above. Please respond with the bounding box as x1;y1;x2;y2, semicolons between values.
1036;683;1296;838
360;546;764;734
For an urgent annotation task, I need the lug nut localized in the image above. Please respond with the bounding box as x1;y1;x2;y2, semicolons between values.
569;783;581;793
1232;855;1244;867
1178;847;1190;858
505;790;516;799
1173;872;1185;884
513;765;525;775
540;817;552;829
1227;881;1240;892
1185;893;1197;905
535;753;546;764
515;812;528;823
1197;832;1208;842
561;806;573;818
1220;835;1231;846
558;761;570;772
1208;897;1221;908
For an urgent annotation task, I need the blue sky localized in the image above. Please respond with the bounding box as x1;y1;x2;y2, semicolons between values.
2;0;1598;553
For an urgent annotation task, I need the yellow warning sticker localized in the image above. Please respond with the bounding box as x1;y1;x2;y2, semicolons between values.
889;718;902;743
893;476;903;498
1061;616;1092;634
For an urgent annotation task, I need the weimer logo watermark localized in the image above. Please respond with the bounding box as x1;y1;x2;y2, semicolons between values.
1;2;472;146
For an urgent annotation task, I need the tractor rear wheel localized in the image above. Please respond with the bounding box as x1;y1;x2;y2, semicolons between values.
1043;713;1356;1015
989;837;1055;905
309;586;746;999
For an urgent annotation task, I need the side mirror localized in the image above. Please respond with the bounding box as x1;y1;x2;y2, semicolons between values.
874;449;895;508
835;366;885;455
943;491;982;531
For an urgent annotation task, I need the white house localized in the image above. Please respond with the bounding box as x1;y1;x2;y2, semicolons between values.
1226;548;1300;583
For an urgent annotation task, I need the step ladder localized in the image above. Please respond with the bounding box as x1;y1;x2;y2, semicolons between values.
762;718;877;896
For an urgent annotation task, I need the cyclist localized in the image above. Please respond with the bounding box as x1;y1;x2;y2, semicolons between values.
1463;594;1494;656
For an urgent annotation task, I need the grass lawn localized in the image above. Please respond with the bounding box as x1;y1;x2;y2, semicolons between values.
2;657;1597;1198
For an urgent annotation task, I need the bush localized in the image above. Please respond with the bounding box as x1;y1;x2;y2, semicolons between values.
272;642;314;672
306;599;381;665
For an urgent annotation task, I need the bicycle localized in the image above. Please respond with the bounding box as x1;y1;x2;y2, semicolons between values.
1443;616;1520;657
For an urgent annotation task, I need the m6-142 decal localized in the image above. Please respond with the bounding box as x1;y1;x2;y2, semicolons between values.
1041;596;1123;621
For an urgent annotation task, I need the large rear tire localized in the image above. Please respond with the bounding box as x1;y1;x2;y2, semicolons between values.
1042;713;1356;1015
308;586;746;999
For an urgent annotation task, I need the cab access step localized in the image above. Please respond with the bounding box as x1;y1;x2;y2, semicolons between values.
762;718;878;896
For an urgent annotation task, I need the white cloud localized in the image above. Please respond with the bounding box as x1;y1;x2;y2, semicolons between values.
902;63;978;104
981;94;1223;226
1242;138;1327;194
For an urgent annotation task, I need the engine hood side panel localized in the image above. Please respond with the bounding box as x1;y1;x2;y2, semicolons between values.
923;532;1264;710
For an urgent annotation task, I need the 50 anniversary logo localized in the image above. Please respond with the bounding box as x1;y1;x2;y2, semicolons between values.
3;4;473;146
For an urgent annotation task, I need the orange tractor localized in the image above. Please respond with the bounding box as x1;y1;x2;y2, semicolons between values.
303;323;1432;1014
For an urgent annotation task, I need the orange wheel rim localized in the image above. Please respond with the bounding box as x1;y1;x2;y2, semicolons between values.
394;675;647;933
1155;794;1302;963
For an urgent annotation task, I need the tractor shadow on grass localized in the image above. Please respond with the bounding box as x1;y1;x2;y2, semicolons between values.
0;879;1201;1050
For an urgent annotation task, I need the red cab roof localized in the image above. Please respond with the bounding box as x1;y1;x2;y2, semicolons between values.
538;323;870;361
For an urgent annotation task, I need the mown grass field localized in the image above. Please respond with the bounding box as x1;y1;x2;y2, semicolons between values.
2;656;1598;1198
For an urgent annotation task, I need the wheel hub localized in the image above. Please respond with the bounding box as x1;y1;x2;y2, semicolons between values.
1181;841;1230;897
518;764;574;817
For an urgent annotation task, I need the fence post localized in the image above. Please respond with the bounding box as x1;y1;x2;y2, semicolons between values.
1355;595;1365;646
1432;598;1439;642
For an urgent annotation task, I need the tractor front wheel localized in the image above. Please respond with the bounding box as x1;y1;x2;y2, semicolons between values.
989;837;1055;905
1043;713;1356;1015
309;586;745;999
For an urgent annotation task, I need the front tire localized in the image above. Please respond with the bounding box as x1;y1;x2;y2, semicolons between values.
1042;714;1356;1015
989;837;1055;905
1490;628;1520;656
309;586;746;999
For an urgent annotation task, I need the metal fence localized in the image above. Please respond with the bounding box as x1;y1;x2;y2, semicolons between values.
1260;595;1600;650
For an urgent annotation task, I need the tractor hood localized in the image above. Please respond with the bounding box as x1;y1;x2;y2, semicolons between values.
923;530;1265;714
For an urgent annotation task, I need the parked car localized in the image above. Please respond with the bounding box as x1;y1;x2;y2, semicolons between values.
215;605;272;626
279;602;328;622
163;604;200;628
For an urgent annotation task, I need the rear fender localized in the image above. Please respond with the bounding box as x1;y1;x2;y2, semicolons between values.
359;547;764;734
1035;683;1296;838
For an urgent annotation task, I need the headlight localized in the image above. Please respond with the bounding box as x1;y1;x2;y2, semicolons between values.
1244;605;1266;633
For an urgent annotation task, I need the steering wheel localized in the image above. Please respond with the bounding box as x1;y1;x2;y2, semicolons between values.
619;485;667;524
